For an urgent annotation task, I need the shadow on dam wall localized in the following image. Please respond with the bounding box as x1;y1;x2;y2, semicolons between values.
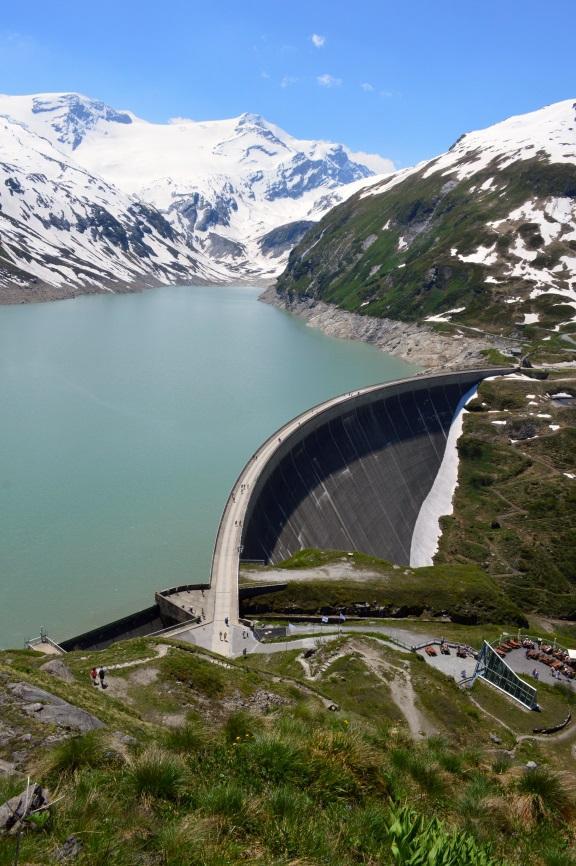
241;369;511;567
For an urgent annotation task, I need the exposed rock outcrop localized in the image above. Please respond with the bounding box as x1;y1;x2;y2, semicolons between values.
260;287;509;371
7;683;104;733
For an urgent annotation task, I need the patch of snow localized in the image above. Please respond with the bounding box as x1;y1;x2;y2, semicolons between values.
410;385;478;567
491;420;507;425
518;312;540;325
549;424;560;431
397;263;406;269
536;413;552;418
424;306;466;323
397;236;408;252
564;473;576;479
458;244;498;265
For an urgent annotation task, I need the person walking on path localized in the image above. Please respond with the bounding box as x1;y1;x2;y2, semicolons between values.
98;667;107;689
90;667;98;687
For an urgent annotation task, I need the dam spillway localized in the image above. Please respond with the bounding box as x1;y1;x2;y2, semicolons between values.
239;368;512;567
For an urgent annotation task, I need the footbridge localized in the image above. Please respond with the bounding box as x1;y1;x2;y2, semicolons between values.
188;367;513;656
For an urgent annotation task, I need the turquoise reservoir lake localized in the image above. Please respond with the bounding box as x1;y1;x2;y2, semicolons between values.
0;285;415;649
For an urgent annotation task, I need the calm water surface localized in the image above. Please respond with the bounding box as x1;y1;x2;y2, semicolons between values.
0;285;415;648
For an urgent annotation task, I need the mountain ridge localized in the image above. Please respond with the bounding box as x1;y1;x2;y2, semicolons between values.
0;92;389;301
271;98;576;362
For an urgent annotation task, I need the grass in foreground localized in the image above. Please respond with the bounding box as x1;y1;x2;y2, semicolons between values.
3;701;575;865
2;637;576;865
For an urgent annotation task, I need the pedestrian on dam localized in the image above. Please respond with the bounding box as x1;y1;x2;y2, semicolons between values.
90;667;98;687
98;667;107;688
224;632;228;641
219;631;223;641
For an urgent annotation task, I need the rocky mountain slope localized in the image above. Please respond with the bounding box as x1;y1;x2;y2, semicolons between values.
273;99;576;349
0;93;388;300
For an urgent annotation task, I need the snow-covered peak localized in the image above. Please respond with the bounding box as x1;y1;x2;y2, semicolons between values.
0;92;391;207
425;98;576;180
0;92;133;150
0;92;389;281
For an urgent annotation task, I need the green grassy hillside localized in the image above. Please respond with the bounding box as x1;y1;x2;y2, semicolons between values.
2;635;576;865
436;372;576;616
241;550;526;625
275;156;576;361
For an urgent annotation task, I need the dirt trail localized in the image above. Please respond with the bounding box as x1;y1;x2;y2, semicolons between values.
297;648;349;680
100;644;171;700
349;639;436;739
296;637;435;738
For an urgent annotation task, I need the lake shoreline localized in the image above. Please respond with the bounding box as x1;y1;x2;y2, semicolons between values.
0;275;275;306
0;283;412;649
259;285;512;372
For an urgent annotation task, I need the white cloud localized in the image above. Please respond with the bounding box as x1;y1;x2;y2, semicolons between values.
348;150;396;174
317;73;342;88
281;75;298;88
361;82;375;92
311;33;326;48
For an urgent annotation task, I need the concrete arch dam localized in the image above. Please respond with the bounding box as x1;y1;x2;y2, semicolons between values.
239;368;512;568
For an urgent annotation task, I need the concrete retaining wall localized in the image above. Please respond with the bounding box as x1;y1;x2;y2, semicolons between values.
60;605;167;651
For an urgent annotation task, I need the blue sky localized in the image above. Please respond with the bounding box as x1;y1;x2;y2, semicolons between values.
1;0;574;167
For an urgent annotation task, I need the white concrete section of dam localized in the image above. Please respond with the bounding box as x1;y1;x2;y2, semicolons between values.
409;384;479;567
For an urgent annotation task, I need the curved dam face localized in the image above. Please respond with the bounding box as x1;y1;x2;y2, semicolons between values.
240;369;510;567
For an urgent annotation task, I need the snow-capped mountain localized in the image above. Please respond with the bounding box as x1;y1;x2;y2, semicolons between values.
0;113;228;301
0;93;390;299
275;99;576;340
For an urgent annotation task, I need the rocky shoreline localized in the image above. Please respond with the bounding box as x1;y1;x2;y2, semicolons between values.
259;286;513;371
